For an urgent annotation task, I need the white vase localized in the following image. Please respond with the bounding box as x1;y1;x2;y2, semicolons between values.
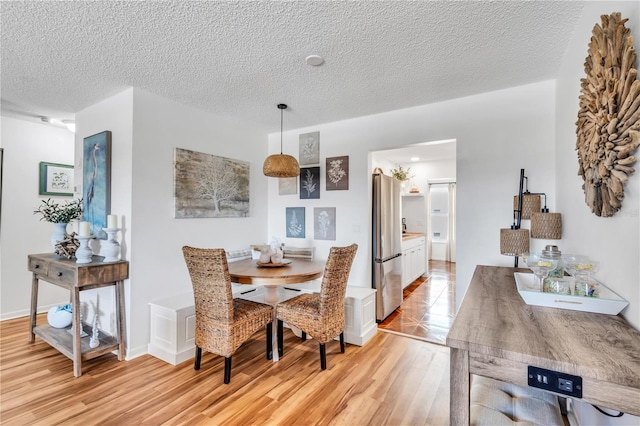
270;249;283;264
47;306;72;328
51;222;68;250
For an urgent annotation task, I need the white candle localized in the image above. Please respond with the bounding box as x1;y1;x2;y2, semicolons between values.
79;221;91;237
107;215;118;229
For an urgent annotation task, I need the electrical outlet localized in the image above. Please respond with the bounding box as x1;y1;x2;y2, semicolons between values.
528;366;582;398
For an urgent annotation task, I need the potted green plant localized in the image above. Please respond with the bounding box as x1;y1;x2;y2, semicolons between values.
34;198;83;249
390;166;413;181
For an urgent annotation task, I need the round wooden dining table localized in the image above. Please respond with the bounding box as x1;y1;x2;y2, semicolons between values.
228;257;325;361
228;258;325;304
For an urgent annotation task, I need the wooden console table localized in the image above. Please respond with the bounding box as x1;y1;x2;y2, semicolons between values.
28;253;129;377
447;265;640;425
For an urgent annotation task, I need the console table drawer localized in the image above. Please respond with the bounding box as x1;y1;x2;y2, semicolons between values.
28;257;49;275
47;264;77;285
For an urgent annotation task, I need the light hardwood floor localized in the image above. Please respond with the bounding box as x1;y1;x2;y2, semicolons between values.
1;314;450;425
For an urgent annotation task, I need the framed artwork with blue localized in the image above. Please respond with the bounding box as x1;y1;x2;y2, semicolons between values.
82;131;112;239
286;207;305;238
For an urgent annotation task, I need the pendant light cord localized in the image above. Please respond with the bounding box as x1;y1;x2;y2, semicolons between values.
278;103;287;155
280;107;283;154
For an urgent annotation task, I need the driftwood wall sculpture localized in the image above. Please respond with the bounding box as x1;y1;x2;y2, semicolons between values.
576;12;640;217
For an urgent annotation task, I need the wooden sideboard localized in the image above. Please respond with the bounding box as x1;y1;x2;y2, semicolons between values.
447;265;640;425
28;253;129;377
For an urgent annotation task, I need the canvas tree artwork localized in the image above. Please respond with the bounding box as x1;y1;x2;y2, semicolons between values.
314;207;336;241
326;156;349;190
299;131;320;165
300;167;320;199
285;207;305;238
174;148;249;218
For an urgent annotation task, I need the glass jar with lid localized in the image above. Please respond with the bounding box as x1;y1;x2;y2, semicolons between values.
542;245;564;293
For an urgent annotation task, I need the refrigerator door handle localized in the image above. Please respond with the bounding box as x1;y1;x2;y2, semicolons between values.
374;252;403;263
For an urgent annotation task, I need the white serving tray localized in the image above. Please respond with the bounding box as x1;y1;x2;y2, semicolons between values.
513;272;629;315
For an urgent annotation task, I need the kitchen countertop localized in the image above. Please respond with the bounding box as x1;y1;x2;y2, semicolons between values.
402;232;425;241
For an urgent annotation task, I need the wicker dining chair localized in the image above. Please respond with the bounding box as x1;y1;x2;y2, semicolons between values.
182;246;274;384
276;244;358;370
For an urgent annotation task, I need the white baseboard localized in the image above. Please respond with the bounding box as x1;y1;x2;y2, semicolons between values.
147;343;193;366
0;303;66;321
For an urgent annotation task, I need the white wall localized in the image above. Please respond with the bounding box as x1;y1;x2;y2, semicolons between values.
2;88;270;358
556;2;639;330
0;117;75;319
128;89;268;357
74;88;135;345
555;3;640;425
267;80;557;308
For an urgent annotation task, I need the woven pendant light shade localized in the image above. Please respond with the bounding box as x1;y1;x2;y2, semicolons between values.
263;154;300;178
531;212;562;239
500;228;530;256
264;103;300;178
513;194;541;220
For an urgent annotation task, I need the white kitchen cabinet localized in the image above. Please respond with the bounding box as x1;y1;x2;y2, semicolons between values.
402;236;426;288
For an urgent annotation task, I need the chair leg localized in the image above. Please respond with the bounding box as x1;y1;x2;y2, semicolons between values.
301;331;307;341
320;343;327;370
224;357;232;384
266;322;273;360
277;320;284;357
194;346;202;370
340;332;345;353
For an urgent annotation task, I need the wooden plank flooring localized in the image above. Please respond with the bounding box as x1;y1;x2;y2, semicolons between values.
1;315;450;425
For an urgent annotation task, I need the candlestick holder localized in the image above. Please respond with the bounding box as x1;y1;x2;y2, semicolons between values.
102;228;121;262
76;235;94;264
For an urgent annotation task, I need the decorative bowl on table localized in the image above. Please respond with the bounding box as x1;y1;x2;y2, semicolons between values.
256;259;292;268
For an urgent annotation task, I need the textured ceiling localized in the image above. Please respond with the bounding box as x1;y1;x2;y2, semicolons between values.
1;1;584;134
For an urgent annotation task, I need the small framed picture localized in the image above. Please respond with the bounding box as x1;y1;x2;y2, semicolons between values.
39;162;74;196
300;167;320;199
314;207;336;240
326;156;349;190
279;177;297;195
299;131;320;165
286;207;305;238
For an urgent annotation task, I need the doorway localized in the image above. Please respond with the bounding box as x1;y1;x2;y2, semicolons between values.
371;139;457;343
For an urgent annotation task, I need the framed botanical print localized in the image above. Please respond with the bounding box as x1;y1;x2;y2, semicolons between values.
286;207;305;238
300;167;320;199
299;131;320;165
39;162;74;196
326;156;349;190
314;207;336;240
279;177;297;195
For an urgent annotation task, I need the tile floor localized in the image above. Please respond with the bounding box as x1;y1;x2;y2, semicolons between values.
378;260;456;345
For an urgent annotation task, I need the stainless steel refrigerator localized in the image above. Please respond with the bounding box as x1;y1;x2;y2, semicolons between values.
372;172;403;322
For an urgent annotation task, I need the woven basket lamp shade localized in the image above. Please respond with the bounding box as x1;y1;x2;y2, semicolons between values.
263;104;300;178
263;154;300;177
531;212;562;239
500;228;530;256
513;194;541;220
